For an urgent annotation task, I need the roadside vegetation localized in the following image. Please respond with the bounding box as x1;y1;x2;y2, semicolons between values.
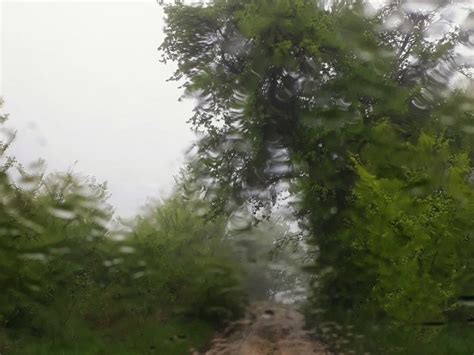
0;103;247;354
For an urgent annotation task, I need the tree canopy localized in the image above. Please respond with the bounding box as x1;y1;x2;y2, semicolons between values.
161;0;474;328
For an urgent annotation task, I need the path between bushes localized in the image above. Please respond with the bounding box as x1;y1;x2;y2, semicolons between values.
193;302;330;355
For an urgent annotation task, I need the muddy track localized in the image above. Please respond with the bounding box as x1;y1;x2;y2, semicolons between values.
194;302;330;355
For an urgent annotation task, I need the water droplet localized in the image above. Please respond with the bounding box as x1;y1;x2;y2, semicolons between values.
119;246;135;254
20;253;48;263
227;207;253;232
133;271;146;279
48;207;76;220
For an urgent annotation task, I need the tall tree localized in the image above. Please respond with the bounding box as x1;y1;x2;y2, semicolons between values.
161;0;474;324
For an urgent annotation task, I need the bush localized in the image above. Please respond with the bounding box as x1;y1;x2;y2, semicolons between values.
0;109;246;353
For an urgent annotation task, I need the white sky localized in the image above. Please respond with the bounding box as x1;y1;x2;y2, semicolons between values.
1;1;195;218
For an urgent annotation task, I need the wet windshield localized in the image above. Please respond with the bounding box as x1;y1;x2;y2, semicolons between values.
1;1;474;354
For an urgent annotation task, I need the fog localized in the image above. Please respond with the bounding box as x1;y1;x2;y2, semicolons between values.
1;1;194;217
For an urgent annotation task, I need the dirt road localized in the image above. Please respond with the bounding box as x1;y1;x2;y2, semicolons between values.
196;302;329;355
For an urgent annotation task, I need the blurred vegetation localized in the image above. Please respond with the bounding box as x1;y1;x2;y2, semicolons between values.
0;105;247;353
2;0;474;353
162;0;474;352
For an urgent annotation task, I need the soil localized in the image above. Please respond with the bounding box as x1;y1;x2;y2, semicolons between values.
194;302;330;355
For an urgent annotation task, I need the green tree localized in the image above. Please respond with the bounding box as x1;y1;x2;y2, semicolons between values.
161;0;474;329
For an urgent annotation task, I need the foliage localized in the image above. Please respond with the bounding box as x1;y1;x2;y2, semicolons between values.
120;196;247;323
161;0;474;351
321;122;474;323
0;163;112;331
0;106;246;353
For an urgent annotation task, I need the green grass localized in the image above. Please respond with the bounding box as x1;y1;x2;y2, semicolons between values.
7;314;214;355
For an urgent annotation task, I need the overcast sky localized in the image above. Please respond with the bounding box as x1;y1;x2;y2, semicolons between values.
1;1;195;218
